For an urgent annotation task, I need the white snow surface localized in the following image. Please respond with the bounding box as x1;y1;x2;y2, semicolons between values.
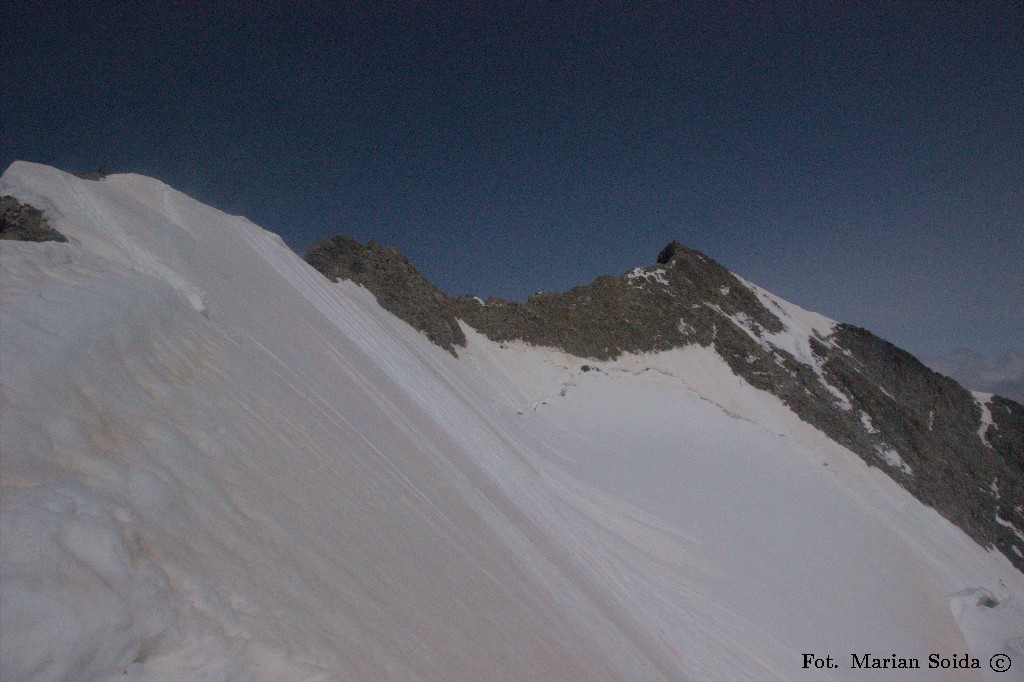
626;266;670;287
975;391;996;448
2;162;1023;681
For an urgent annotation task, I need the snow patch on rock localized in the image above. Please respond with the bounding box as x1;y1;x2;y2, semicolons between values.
626;266;669;286
974;391;995;447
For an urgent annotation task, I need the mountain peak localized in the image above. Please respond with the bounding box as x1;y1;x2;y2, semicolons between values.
304;233;1024;572
656;241;688;264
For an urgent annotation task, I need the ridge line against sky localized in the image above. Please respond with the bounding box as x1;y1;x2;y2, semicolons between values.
1;1;1021;389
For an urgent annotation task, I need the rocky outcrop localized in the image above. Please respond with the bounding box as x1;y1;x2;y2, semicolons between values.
1;196;67;243
451;242;784;361
71;166;108;181
657;241;687;264
819;325;1023;565
305;236;1024;571
305;236;466;353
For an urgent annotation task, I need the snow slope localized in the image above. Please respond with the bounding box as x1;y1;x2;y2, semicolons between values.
2;162;1022;681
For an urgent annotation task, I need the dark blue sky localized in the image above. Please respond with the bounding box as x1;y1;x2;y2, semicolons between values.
2;1;1021;366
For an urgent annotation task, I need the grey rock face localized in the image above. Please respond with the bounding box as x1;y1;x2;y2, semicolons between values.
305;236;466;353
816;325;1023;567
656;241;687;264
453;244;783;361
1;196;67;243
305;237;1024;571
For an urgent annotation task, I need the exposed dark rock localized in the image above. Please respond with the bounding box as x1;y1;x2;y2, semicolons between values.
72;165;108;181
657;241;687;264
451;244;783;361
0;196;67;243
818;325;1023;566
305;236;465;353
305;236;1024;571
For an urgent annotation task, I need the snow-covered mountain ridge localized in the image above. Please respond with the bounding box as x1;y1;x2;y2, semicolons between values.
306;233;1024;574
2;161;1022;681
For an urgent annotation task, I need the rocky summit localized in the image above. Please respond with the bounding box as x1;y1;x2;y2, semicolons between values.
306;236;1024;571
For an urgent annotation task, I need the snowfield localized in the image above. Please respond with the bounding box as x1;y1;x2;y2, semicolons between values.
2;162;1022;681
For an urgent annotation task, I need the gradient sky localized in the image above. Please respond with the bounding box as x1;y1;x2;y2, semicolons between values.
3;1;1021;370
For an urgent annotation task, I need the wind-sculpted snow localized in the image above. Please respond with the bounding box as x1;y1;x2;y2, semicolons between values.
2;162;1023;681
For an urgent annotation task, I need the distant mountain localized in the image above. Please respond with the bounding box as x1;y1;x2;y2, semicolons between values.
2;161;1022;681
308;235;1024;572
924;348;1024;405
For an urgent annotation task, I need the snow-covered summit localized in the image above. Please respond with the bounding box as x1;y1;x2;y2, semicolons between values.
2;162;1023;681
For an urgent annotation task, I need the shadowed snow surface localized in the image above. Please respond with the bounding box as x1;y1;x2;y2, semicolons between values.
2;162;1022;681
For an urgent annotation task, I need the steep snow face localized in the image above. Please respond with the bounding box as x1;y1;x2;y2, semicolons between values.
1;165;654;681
2;162;1023;681
457;333;1024;672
